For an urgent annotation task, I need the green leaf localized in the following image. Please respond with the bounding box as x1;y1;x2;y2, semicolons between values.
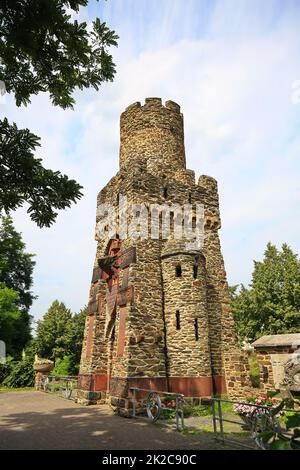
258;430;276;443
269;439;291;450
291;438;300;449
285;414;300;430
0;119;83;227
0;1;118;108
270;400;286;417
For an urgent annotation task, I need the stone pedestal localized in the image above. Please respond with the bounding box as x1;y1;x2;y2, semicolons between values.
33;362;54;390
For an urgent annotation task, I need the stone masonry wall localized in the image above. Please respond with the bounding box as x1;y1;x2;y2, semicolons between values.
161;248;211;377
78;98;242;403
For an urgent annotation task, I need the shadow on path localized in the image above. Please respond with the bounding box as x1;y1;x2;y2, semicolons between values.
0;391;223;450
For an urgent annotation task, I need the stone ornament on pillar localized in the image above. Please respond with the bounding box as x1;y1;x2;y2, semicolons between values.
33;358;54;391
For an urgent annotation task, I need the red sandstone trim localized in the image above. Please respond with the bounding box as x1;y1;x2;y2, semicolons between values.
77;373;226;397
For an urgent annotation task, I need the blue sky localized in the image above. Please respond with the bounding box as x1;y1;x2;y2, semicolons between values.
1;0;300;326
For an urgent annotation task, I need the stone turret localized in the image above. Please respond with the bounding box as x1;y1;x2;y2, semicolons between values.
120;98;186;177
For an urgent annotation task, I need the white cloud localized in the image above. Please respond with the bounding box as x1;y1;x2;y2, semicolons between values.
2;0;300;322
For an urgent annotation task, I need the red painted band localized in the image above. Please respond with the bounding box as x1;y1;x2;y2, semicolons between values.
77;373;226;396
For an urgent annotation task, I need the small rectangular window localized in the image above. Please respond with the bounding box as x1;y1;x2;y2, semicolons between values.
170;211;174;232
175;265;182;277
176;310;180;330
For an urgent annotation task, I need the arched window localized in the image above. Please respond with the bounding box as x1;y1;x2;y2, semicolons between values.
175;265;182;277
176;311;180;330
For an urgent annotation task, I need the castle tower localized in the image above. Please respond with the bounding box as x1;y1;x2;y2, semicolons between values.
77;98;238;406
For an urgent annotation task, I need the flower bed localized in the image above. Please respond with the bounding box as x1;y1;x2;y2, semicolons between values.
160;398;177;419
233;391;285;442
234;393;285;419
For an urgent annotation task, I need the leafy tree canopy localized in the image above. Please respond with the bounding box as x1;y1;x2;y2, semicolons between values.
0;0;118;108
0;282;22;356
0;215;35;355
64;305;87;364
0;0;118;226
231;243;300;341
35;301;87;369
0;214;35;311
0;119;83;227
36;300;72;360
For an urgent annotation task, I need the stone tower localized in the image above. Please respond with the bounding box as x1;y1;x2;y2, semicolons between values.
77;98;238;406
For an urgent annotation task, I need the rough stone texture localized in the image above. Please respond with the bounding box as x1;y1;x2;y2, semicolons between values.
253;344;299;392
34;371;49;391
78;98;250;405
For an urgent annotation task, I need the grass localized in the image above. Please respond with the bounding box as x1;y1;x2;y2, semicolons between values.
160;397;235;420
0;386;34;392
182;428;211;436
184;405;213;417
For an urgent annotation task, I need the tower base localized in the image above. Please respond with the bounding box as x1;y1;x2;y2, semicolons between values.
77;373;227;409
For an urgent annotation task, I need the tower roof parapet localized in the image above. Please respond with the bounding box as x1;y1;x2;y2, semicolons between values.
119;97;185;174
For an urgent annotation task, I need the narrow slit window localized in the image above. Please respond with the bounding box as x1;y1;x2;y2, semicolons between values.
170;211;174;232
164;187;168;198
194;318;199;341
176;311;180;330
193;265;198;279
188;192;192;204
175;265;182;277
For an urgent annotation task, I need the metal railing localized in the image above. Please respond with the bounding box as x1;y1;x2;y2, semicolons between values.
130;388;185;431
212;397;299;450
42;375;77;400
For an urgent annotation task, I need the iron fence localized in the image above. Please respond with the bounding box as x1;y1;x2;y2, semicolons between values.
129;387;185;431
42;375;77;400
212;397;299;450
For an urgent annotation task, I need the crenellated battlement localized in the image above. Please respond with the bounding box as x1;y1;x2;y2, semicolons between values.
122;97;181;116
119;97;185;174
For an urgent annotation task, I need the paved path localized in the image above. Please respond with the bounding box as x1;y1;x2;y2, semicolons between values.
0;391;223;450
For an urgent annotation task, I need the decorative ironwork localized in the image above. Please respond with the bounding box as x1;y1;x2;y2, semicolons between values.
41;375;77;401
248;407;282;450
43;376;49;392
146;392;162;422
212;397;296;450
130;387;185;431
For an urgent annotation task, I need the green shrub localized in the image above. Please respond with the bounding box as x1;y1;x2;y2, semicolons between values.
0;356;14;384
3;357;35;388
248;353;260;388
53;355;78;376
